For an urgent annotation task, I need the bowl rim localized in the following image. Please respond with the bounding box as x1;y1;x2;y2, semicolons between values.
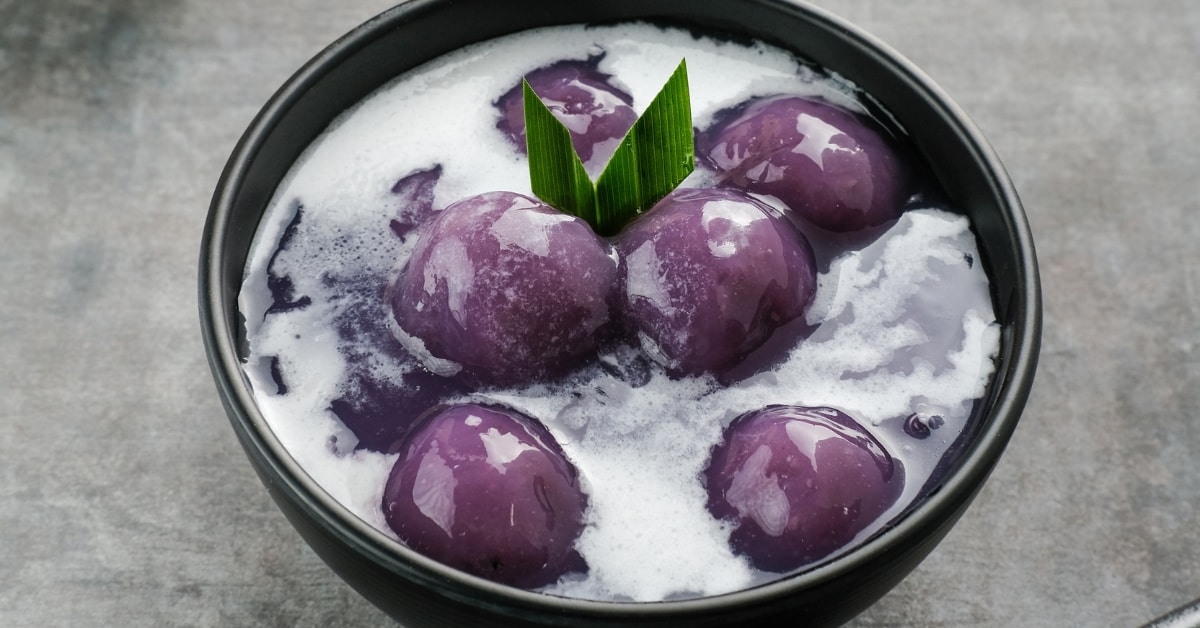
199;0;1041;620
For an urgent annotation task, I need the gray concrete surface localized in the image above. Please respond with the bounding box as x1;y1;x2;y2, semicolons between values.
2;0;1198;625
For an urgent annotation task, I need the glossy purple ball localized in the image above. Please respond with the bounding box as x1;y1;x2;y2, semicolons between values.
704;405;904;572
613;188;817;375
392;191;617;384
698;95;908;232
495;57;637;170
382;403;588;588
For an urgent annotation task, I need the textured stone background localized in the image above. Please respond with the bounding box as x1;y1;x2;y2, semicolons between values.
2;1;1198;625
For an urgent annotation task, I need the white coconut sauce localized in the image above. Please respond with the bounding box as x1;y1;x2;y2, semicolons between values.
238;23;999;602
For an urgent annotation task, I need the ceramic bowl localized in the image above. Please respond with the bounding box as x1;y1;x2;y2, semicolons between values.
199;1;1041;625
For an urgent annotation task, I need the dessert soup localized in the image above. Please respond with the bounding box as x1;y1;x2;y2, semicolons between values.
238;22;999;602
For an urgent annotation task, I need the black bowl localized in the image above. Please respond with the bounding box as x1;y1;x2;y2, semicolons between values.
199;0;1041;625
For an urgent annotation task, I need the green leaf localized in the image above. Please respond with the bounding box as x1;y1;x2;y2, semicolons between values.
523;79;596;223
524;59;695;237
595;60;694;235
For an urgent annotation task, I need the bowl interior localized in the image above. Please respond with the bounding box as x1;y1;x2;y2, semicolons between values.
200;0;1040;625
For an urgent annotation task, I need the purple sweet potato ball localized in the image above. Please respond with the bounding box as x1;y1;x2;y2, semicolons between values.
613;187;817;375
495;57;637;171
391;191;617;385
382;403;588;588
698;95;908;232
704;405;904;572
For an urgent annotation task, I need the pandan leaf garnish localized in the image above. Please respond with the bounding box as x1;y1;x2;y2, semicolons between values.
524;59;694;236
